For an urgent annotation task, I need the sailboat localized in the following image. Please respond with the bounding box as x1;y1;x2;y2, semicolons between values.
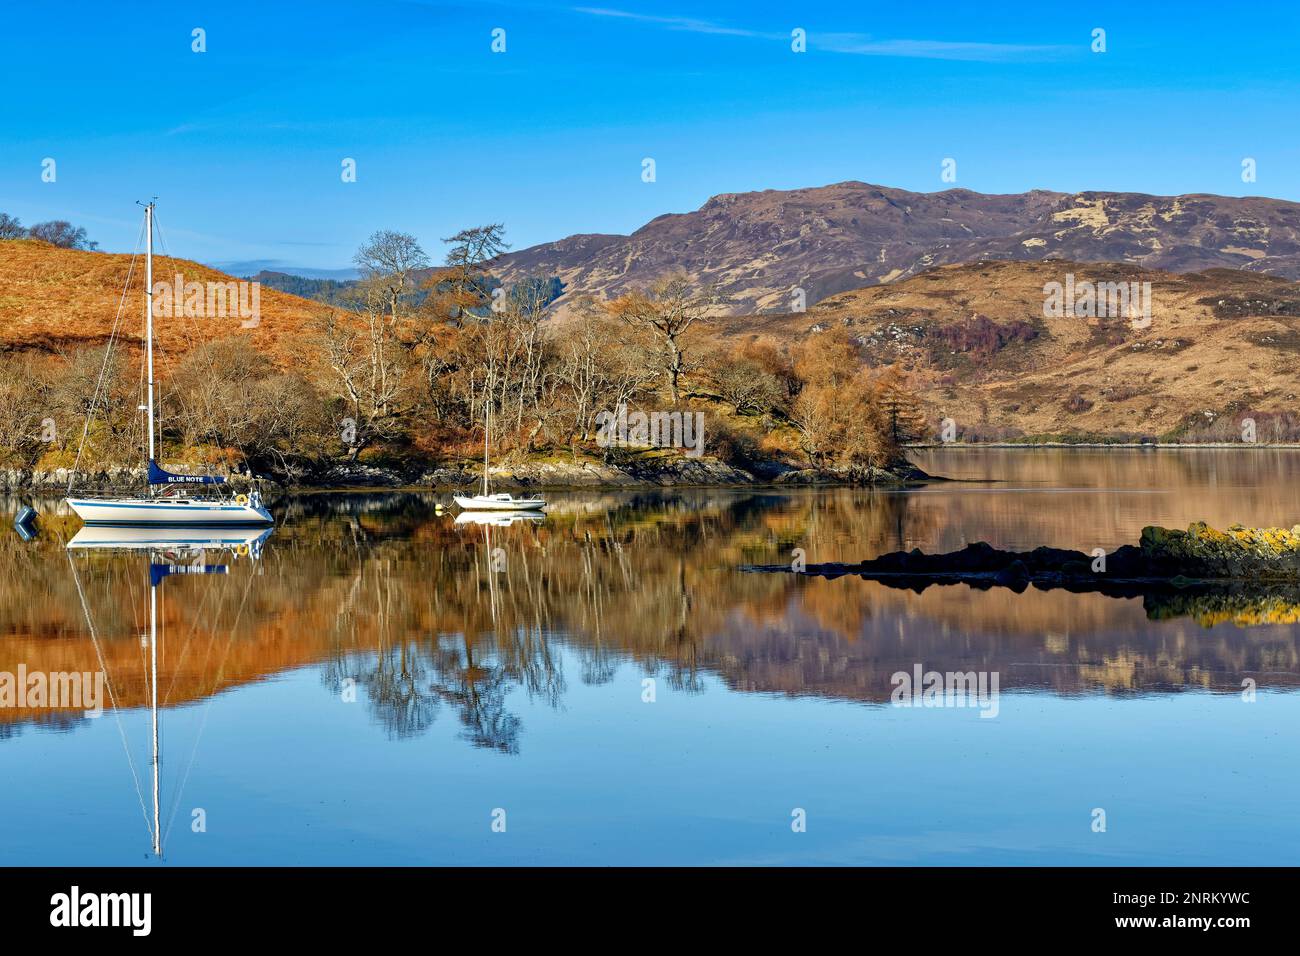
453;398;545;512
64;202;273;527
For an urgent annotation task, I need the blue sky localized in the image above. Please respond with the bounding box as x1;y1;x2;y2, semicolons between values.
2;0;1297;272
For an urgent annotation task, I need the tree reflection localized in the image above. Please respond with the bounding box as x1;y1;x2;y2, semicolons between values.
8;467;1300;744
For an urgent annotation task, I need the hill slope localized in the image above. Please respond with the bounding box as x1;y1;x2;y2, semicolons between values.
716;259;1300;438
5;235;1298;442
0;239;332;360
496;182;1300;318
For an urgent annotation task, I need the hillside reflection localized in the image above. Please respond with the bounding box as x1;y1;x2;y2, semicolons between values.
4;451;1300;744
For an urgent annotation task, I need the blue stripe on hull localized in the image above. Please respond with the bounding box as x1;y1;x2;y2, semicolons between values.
79;520;273;526
68;500;249;511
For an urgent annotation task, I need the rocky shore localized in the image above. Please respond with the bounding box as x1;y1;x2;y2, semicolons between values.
1;456;932;494
751;521;1300;587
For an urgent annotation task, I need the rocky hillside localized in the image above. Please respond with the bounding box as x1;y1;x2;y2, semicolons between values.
496;182;1300;317
715;259;1300;439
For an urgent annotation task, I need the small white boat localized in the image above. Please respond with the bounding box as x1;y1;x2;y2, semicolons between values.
455;397;545;513
452;493;546;512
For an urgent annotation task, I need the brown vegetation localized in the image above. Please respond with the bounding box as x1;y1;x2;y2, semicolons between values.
0;233;915;480
716;259;1300;441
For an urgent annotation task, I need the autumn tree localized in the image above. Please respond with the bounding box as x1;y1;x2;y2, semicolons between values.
165;336;332;473
790;385;838;468
793;329;860;389
702;338;790;416
0;353;52;466
786;330;911;472
48;345;141;470
607;271;716;403
439;223;509;320
876;367;929;445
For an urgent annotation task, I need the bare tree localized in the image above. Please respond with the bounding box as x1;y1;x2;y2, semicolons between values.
0;213;25;240
551;300;654;450
0;354;50;465
27;220;97;249
790;387;837;468
353;230;429;322
608;271;716;402
314;295;414;460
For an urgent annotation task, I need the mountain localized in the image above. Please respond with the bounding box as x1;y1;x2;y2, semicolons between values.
6;202;1298;443
213;260;360;280
714;258;1300;438
494;182;1300;317
249;270;357;307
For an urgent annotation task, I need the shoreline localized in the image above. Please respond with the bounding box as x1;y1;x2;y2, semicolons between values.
907;442;1300;450
7;442;1299;497
0;458;936;496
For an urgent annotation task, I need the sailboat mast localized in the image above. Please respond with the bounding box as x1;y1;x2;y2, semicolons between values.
144;202;156;477
149;575;161;857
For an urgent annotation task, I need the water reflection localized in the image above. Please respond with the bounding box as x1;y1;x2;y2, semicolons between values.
454;511;546;526
60;525;274;857
2;449;1300;751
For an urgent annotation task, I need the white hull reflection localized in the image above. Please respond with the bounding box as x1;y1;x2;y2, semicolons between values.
452;493;545;512
67;524;273;554
454;510;545;527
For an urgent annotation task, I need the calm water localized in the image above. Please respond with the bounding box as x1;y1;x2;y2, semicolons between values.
2;448;1299;866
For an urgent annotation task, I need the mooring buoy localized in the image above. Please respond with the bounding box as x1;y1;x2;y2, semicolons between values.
13;506;38;541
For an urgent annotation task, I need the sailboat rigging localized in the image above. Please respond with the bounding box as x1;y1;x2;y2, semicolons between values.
67;525;273;858
453;396;545;512
64;202;272;526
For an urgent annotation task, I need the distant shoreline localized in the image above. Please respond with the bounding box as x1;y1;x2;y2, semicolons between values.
908;442;1300;450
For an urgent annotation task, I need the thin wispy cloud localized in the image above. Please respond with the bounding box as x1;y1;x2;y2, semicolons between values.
572;6;1070;62
573;7;766;38
817;33;1066;62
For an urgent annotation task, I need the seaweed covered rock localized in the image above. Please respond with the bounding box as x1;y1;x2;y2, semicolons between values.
1140;522;1300;580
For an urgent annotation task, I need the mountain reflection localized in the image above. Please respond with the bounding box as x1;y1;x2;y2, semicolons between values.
4;456;1300;742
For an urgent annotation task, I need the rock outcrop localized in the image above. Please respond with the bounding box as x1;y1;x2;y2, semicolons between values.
750;522;1300;586
1138;522;1300;579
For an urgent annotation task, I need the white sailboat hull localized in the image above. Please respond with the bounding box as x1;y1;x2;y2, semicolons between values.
66;497;273;526
452;494;546;511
